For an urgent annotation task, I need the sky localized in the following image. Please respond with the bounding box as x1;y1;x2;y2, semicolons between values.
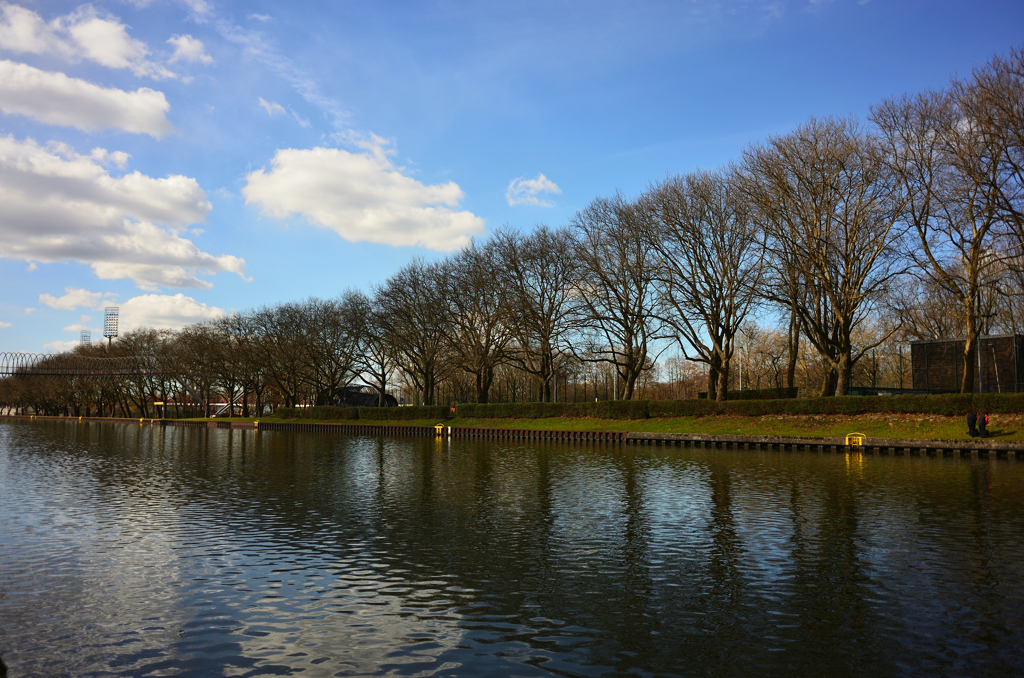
0;0;1022;352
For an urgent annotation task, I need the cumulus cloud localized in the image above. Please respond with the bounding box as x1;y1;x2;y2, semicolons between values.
0;4;177;79
43;338;79;352
506;173;562;207
39;287;116;311
0;60;173;136
0;135;247;289
120;293;224;331
243;140;485;251
0;320;10;328
167;34;212;64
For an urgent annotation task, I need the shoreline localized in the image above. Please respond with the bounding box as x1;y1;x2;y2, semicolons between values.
6;413;1024;458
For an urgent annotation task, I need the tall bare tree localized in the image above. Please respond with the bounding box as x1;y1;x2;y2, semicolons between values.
872;86;1013;392
646;169;765;401
441;241;514;403
494;225;578;402
570;194;666;400
375;259;451;406
741;117;906;396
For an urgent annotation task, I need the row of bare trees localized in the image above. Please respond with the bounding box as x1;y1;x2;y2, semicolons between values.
4;46;1024;416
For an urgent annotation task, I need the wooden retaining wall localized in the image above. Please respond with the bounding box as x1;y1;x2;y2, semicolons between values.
5;415;1024;458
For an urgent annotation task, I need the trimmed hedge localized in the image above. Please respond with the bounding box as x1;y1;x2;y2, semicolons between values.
273;405;359;420
356;405;452;420
457;400;650;420
278;393;1024;422
309;405;359;420
697;387;799;400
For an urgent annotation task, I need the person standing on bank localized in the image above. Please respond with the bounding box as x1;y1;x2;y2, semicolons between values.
968;411;978;437
979;413;989;438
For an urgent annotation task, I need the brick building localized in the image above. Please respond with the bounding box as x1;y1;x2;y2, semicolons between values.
911;334;1024;393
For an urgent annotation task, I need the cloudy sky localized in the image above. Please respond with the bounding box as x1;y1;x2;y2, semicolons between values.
0;0;1021;352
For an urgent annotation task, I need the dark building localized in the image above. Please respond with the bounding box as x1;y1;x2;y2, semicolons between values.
911;334;1024;393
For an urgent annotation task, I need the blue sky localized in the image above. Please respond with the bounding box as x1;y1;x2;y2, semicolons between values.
0;0;1021;352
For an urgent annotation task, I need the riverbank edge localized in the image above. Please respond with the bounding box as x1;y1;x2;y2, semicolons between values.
6;414;1024;458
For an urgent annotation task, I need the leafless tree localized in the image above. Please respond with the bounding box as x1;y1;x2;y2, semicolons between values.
645;169;765;400
299;293;368;400
569;194;666;400
741;116;907;396
375;259;452;405
494;225;578;402
872;84;1014;392
440;241;514;403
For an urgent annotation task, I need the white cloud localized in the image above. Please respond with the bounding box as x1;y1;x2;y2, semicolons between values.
0;135;247;289
167;34;212;64
248;14;272;22
120;293;224;331
40;287;116;311
0;60;173;136
506;173;562;207
61;321;96;332
0;320;10;328
243;140;485;251
43;338;79;352
0;4;176;79
258;96;285;117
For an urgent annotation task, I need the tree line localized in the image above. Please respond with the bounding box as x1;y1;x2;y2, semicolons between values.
4;46;1024;416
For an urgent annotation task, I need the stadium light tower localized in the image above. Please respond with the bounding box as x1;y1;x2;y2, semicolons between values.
103;307;119;347
80;330;91;346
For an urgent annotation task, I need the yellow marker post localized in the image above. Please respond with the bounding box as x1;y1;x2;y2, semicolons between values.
435;423;445;437
845;432;865;447
254;420;259;431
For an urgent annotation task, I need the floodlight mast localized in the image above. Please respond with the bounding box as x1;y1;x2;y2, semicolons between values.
103;307;119;348
80;330;91;346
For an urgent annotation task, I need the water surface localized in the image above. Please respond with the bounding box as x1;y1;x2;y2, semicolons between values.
2;420;1024;677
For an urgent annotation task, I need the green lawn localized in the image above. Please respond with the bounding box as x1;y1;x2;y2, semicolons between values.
210;413;1023;441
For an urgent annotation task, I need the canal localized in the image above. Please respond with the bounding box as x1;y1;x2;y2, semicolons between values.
2;419;1024;676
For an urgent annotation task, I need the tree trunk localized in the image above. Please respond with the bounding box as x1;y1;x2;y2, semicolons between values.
786;307;800;389
819;367;838;397
834;353;853;396
961;339;977;394
707;357;720;401
716;356;730;402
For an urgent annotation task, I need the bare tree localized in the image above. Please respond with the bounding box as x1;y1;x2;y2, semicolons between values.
250;303;307;408
741;117;906;396
872;86;1015;392
440;241;514;403
349;290;397;406
494;225;578;402
299;293;368;400
645;169;764;401
375;259;452;406
570;194;666;400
